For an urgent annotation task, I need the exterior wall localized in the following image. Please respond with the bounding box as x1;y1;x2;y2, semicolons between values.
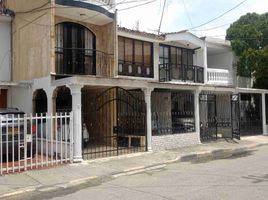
237;76;254;88
10;85;32;113
152;132;200;151
207;51;233;71
0;15;11;82
55;16;116;77
7;0;53;81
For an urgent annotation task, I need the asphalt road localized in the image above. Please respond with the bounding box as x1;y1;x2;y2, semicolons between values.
11;145;268;200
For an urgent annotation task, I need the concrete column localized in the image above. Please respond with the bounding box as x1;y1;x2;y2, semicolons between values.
143;88;154;152
203;43;208;84
153;42;160;81
46;89;54;114
262;93;267;135
194;89;201;143
69;84;84;162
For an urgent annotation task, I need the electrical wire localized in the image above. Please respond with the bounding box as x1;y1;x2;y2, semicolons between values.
188;0;248;30
157;0;167;35
181;0;193;28
117;0;158;11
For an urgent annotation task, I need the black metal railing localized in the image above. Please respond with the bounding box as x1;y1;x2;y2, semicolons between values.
118;61;154;78
55;47;114;76
159;63;204;83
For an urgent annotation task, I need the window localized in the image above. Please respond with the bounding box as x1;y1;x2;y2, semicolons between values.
159;45;194;66
118;36;153;78
55;22;96;76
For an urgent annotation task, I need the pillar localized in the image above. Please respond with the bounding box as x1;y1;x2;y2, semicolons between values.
262;93;267;135
69;84;84;162
194;89;201;143
203;42;208;84
143;88;154;152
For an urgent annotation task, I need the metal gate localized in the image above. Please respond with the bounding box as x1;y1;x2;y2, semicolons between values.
82;87;146;159
231;94;240;139
240;93;262;136
199;94;217;142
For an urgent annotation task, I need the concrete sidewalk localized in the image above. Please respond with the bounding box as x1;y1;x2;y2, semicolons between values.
0;136;268;199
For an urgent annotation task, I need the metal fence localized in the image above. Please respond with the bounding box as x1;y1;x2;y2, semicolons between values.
0;113;73;174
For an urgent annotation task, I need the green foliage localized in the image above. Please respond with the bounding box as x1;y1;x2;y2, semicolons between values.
226;12;268;88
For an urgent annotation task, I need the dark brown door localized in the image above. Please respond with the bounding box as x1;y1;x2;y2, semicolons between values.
0;89;7;108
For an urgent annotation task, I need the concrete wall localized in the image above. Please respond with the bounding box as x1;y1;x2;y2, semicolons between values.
7;0;53;81
0;15;11;82
152;132;200;151
10;85;32;113
207;51;233;70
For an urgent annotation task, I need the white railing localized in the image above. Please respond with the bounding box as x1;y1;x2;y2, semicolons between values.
207;68;233;85
0;113;73;175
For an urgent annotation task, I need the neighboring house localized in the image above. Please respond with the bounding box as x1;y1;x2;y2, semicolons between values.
1;0;268;162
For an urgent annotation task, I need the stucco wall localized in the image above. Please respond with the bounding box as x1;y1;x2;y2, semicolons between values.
10;86;32;113
7;0;53;81
0;16;11;82
207;51;233;70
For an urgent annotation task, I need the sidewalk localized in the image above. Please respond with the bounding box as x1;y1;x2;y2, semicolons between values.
1;135;268;199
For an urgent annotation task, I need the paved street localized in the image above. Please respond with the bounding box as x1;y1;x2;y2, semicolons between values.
9;144;268;200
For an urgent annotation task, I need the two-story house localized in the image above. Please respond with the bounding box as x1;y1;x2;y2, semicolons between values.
2;0;268;163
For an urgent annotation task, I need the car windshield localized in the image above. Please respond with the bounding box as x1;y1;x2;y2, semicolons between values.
0;111;25;122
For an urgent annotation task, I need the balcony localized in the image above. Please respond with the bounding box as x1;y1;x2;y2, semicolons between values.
55;0;115;25
207;68;233;86
159;64;204;83
55;47;113;77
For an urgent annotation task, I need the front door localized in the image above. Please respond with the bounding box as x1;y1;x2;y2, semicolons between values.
240;94;263;136
199;94;217;142
82;87;147;160
0;89;7;108
231;94;240;139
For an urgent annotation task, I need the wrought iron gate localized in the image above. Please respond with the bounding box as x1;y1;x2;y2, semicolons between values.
199;94;217;141
240;94;262;136
82;87;146;159
231;94;240;139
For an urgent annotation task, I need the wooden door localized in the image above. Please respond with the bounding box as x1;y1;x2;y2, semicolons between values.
0;89;7;108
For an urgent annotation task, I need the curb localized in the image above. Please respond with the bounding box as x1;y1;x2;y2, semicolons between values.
0;142;267;199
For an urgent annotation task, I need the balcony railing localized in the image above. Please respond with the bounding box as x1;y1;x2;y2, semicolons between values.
207;68;233;86
118;61;154;78
55;47;114;77
159;63;204;83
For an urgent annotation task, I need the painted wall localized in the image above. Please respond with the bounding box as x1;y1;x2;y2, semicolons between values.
7;0;53;81
10;86;32;113
0;16;11;82
207;51;233;71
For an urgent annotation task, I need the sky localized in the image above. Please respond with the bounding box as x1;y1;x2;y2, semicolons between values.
116;0;268;38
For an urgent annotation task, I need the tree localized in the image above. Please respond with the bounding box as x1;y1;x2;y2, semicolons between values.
226;12;268;89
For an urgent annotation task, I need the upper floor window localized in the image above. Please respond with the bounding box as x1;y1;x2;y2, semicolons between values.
55;22;96;76
159;45;203;83
118;36;153;78
159;45;194;66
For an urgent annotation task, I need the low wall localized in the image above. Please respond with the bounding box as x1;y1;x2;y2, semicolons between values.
152;132;200;151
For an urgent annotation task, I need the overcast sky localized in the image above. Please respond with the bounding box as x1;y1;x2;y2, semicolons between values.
116;0;268;38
